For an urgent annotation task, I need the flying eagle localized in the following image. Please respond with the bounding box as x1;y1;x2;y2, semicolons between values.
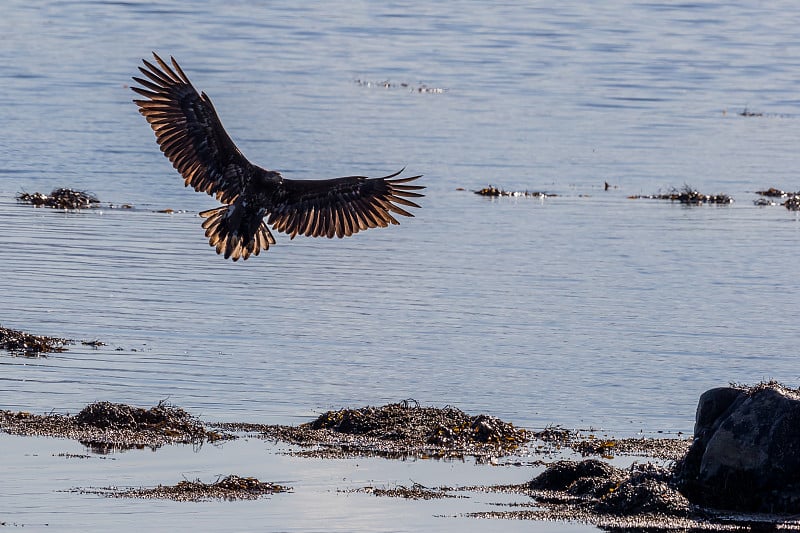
131;53;424;260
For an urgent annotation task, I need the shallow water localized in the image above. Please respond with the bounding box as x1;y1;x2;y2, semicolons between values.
2;0;800;530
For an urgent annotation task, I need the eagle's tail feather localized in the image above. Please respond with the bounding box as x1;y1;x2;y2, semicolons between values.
199;205;275;261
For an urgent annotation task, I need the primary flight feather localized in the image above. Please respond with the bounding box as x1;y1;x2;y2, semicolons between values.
132;53;424;260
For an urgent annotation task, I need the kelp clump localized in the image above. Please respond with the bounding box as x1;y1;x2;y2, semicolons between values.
784;195;800;211
354;483;458;500
75;401;209;440
756;187;792;197
17;188;100;209
263;402;528;459
310;403;526;446
474;185;556;198
0;401;232;451
82;475;289;502
0;325;70;356
630;185;732;204
754;188;800;209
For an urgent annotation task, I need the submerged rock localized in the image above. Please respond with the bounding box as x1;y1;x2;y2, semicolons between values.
675;381;800;512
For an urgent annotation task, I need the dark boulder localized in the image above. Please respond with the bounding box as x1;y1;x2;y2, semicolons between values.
675;382;800;512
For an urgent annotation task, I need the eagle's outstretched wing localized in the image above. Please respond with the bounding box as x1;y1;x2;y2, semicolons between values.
267;169;425;239
131;53;251;204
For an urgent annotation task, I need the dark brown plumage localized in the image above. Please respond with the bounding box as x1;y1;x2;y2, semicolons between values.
132;53;424;260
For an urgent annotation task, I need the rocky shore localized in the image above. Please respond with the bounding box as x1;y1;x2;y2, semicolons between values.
3;383;800;529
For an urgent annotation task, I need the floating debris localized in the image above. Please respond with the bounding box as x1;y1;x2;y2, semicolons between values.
629;185;733;205
739;107;764;117
350;482;459;500
474;185;556;198
81;340;106;348
354;79;447;94
76;475;289;502
752;188;800;207
0;401;233;452
753;198;777;206
256;402;527;460
529;425;690;461
530;425;575;454
16;188;100;209
0;325;71;356
572;437;619;458
784;195;800;210
755;187;792;197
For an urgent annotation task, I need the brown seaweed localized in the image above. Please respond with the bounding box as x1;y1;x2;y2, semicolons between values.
629;184;733;204
75;475;289;501
783;195;800;211
16;188;100;209
349;482;459;500
0;325;71;356
474;185;556;198
0;401;232;452
755;187;791;197
256;401;528;460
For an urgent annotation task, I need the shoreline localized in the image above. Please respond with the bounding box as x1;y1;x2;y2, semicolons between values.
5;400;797;531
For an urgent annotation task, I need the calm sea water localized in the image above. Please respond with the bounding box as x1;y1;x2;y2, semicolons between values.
1;1;800;530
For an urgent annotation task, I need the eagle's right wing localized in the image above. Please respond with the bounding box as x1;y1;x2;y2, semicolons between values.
132;52;254;205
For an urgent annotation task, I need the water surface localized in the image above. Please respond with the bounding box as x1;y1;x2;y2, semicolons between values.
1;1;799;530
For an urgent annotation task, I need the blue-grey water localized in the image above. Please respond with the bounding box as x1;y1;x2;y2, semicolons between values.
1;1;800;530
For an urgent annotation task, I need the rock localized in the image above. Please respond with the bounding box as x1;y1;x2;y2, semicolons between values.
675;382;800;512
529;460;689;516
529;459;624;496
597;466;690;516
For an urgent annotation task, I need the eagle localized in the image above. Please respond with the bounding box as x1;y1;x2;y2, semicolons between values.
131;53;424;260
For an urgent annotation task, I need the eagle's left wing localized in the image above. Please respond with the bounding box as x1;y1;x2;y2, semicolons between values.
267;169;424;239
